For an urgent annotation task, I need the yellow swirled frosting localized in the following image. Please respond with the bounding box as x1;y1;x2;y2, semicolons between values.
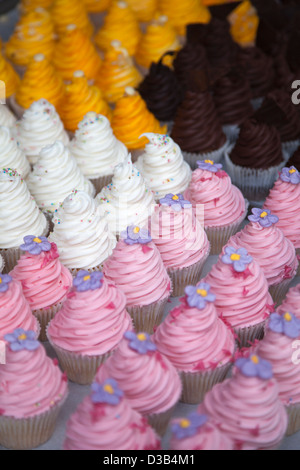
51;0;94;37
160;0;211;36
126;0;157;22
0;52;20;98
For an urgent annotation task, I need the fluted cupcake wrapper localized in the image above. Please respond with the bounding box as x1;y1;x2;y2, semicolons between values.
33;302;63;342
147;405;177;437
222;124;240;145
297;249;300;276
182;139;231;170
282;139;300;159
68;264;103;277
269;279;295;307
126;295;170;334
235;319;266;349
89;174;113;196
286;402;300;436
8;94;26;119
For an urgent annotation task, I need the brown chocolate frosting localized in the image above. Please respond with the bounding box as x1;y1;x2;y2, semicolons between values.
204;18;239;69
173;43;208;92
268;89;300;142
171;89;226;154
229;118;283;169
237;46;275;99
287;147;300;171
274;54;296;94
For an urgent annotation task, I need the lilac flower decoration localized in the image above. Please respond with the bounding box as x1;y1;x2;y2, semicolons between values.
20;235;51;255
222;247;253;272
4;329;40;352
73;270;104;292
268;312;300;339
90;379;123;406
248;208;279;227
159;194;192;212
280;167;300;184
171;413;208;440
124;331;157;355
185;283;215;310
235;355;273;380
0;274;12;293
197;159;223;173
120;225;152;245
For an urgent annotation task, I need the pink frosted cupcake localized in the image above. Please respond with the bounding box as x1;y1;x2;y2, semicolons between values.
103;225;171;333
278;283;300;318
184;160;248;254
152;282;235;404
96;331;182;436
228;208;298;305
0;274;39;340
150;194;210;296
10;236;73;341
255;312;300;436
0;329;68;449
63;379;161;450
47;271;132;385
199;356;288;450
170;413;234;450
204;247;274;348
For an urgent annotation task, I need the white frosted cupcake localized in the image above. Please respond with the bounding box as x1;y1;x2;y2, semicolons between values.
0;104;16;128
0;126;30;179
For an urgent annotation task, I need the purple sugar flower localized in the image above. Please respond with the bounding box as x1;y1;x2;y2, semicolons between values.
280;167;300;184
197;160;223;173
235;355;273;380
248;208;279;227
121;225;152;245
20;235;51;255
124;331;157;355
222;247;253;272
171;413;208;440
73;271;103;292
4;329;40;352
159;194;192;212
185;283;215;310
0;274;12;293
268;312;300;339
91;379;123;406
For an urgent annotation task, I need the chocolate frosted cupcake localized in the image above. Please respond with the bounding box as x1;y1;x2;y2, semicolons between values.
273;54;296;95
204;18;239;70
173;43;208;93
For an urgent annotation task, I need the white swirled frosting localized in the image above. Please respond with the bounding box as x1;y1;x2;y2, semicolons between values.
70;112;128;178
96;155;155;235
49;190;116;269
135;133;192;200
26;141;95;213
0;126;30;179
0;104;16;128
0;169;48;249
13;99;69;164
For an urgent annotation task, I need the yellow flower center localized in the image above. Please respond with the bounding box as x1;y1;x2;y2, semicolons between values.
133;226;140;234
33;237;42;243
260;211;268;218
83;275;91;281
197;289;207;297
104;384;114;394
204;159;214;165
289;169;296;174
284;312;292;322
18;334;27;340
172;195;179;201
251;355;259;364
180;419;191;429
0;278;2;284
137;333;147;341
230;254;241;261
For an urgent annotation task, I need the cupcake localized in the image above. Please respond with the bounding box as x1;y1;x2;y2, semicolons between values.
203;247;274;347
199;355;287;450
238;46;275;101
173;43;209;94
228;0;259;47
103;225;171;333
255;312;300;436
0;104;16;128
0;169;48;272
96;155;155;237
228;208;299;305
0;255;4;273
202;18;239;71
69;112;128;194
0;329;68;449
0;51;20;104
150;194;210;296
126;0;156;22
51;0;94;37
278;284;300;319
49;190;116;275
47;271;132;384
152;282;235;404
13;99;69;165
63;379;160;450
0;126;30;179
159;0;211;37
0;276;39;340
135;133;191;201
96;331;182;435
10;237;73;341
83;0;110;13
184;161;247;254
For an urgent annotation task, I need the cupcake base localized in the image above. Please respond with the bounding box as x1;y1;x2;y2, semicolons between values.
147;406;176;437
286;402;300;436
183;139;230;170
235;319;266;349
269;279;294;307
33;302;63;342
126;294;169;334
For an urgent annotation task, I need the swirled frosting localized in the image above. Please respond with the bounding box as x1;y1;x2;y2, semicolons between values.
13;99;69;165
268;89;300;143
0;279;39;340
184;168;246;228
96;156;155;236
237;46;275;99
0;52;20;98
26;141;94;213
278;284;300;318
135;133;191;200
0;105;16;128
0;170;47;249
159;0;211;36
150;204;209;269
0;341;68;418
21;0;53;11
0;126;30;179
83;0;110;13
126;0;156;22
51;0;93;37
49;190;116;269
70;113;128;178
173;43;208;92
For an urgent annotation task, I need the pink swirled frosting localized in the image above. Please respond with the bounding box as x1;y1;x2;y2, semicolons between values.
228;222;298;286
204;257;274;329
63;393;161;450
263;178;300;249
184;168;246;227
278;284;300;318
152;298;235;372
198;367;288;450
149;205;209;269
0;279;39;340
10;243;73;311
0;344;68;418
170;419;234;450
103;239;171;306
47;277;132;355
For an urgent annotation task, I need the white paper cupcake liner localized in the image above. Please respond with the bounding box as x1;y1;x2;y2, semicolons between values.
126;294;170;334
89;174;113;196
147;405;177;437
235;319;266;349
269;279;294;307
282;139;300;159
286;402;300;436
183;139;231;170
33;302;63;342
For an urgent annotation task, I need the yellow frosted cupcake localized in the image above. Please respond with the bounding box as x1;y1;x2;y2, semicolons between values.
21;0;54;11
95;41;142;104
83;0;111;13
127;0;157;22
228;1;259;47
51;0;94;37
0;52;20;99
160;0;211;36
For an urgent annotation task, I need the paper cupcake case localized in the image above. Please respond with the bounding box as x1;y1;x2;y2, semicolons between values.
297;249;300;276
269;279;294;307
147;405;177;437
286;402;300;436
182;139;231;170
33;302;63;342
282;139;300;159
235;319;266;349
126;294;170;334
